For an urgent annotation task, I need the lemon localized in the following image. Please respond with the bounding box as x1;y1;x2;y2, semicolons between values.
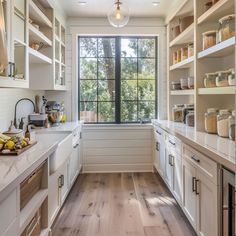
4;140;15;150
21;140;28;148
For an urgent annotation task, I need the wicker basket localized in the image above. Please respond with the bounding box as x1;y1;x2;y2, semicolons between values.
179;16;194;32
20;165;43;210
21;208;41;236
171;25;181;39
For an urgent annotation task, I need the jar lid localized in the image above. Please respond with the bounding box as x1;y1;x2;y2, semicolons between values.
202;30;218;36
216;70;229;75
219;109;230;115
184;104;194;108
171;81;181;85
206;72;216;76
187;110;195;114
174;104;184;108
207;108;218;113
219;14;235;24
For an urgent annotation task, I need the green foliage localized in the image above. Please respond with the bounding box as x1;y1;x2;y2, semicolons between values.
79;37;156;122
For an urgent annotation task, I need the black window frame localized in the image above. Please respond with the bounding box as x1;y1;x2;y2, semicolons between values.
78;36;158;124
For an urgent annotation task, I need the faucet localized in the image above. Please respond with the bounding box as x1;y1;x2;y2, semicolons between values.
14;98;36;128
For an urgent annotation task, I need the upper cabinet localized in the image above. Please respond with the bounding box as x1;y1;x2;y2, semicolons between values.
0;0;66;90
0;0;28;88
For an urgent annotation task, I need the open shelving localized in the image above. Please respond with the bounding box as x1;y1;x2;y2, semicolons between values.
198;86;236;95
170;56;194;70
171;89;195;95
28;47;52;64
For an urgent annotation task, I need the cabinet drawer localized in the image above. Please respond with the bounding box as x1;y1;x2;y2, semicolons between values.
183;144;217;184
167;134;181;155
0;189;18;235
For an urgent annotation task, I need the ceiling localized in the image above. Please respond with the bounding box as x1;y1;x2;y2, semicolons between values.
57;0;175;18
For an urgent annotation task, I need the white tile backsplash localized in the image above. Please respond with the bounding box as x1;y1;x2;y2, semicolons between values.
0;89;44;132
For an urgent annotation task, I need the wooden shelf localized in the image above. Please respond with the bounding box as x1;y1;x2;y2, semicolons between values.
170;56;194;70
198;37;235;59
20;189;48;235
197;0;234;25
171;89;194;95
198;86;236;95
170;23;194;47
28;24;52;46
29;47;52;64
29;0;52;28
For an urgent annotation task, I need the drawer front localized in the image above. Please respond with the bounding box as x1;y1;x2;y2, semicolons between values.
0;189;18;235
167;134;182;155
183;144;217;184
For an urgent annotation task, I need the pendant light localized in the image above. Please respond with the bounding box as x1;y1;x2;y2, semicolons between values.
107;0;129;28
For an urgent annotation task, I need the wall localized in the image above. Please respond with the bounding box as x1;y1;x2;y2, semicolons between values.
52;17;167;122
82;125;153;173
0;89;44;132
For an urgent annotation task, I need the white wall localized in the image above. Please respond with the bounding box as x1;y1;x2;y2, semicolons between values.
0;89;44;132
53;17;167;122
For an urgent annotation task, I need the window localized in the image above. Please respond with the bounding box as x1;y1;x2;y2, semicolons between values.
79;36;157;123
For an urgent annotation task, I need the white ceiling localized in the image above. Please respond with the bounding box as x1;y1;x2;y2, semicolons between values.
57;0;175;18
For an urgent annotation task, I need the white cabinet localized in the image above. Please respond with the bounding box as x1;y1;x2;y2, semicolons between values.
172;153;182;204
59;160;70;205
69;142;80;186
182;144;218;236
165;151;173;189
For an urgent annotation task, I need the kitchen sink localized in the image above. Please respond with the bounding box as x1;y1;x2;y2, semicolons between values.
36;132;73;174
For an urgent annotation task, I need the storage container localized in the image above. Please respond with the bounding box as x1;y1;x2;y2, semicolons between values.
217;110;231;138
177;49;181;63
202;30;217;50
229;111;235;141
180;78;188;90
171;25;181;39
204;72;217;88
218;14;235;42
187;43;194;57
21;207;41;236
20;164;43;210
216;70;229;87
183;104;194;124
171;81;181;90
181;47;188;61
188;77;194;89
228;68;235;86
172;104;185;122
172;51;178;64
205;108;218;134
186;111;195;127
179;16;194;32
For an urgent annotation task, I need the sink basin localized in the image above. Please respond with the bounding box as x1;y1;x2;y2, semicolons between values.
36;132;73;174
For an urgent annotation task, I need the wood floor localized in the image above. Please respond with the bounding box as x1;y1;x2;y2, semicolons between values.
52;172;196;236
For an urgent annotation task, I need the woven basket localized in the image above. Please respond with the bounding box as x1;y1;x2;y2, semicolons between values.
179;16;194;32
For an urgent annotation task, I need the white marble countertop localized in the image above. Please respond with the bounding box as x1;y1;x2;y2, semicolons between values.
153;120;235;172
0;121;82;202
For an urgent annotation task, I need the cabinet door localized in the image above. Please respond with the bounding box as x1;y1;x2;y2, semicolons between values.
173;154;182;205
154;141;160;172
165;152;173;189
182;159;197;229
197;171;218;236
159;138;166;178
69;143;80;186
60;160;70;205
48;171;60;226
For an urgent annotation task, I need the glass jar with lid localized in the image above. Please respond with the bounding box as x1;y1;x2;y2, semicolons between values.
218;14;235;42
180;78;188;90
172;104;184;122
186;111;195;127
183;104;194;124
228;111;235;141
204;73;217;88
202;30;218;50
216;71;229;87
181;47;188;61
188;43;194;57
217;109;231;138
205;108;218;134
228;68;235;86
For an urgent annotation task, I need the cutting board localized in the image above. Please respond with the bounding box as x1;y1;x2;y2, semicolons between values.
0;141;37;156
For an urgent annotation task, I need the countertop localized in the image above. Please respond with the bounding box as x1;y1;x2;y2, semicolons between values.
0;121;82;202
153;120;235;172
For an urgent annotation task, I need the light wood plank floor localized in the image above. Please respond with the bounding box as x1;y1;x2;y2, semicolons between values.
52;173;196;236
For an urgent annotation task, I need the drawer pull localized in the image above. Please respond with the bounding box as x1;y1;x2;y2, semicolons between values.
169;140;176;146
192;177;196;192
191;155;200;163
156;130;162;135
168;154;174;166
195;179;200;195
73;143;79;149
156;142;159;151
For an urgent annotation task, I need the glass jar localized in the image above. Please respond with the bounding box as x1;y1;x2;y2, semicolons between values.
188;77;194;89
186;111;195;127
205;108;218;134
181;47;188;61
217;109;231;138
204;73;217;88
177;49;181;63
172;104;185;122
171;81;181;90
202;30;218;50
173;51;178;64
183;104;194;124
228;111;235;141
216;71;229;87
180;78;188;90
188;43;194;57
228;68;235;86
218;14;235;42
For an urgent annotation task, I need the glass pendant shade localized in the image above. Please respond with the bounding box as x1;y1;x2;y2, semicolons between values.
108;1;129;28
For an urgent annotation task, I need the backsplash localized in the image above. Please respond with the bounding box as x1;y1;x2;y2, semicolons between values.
0;89;44;132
